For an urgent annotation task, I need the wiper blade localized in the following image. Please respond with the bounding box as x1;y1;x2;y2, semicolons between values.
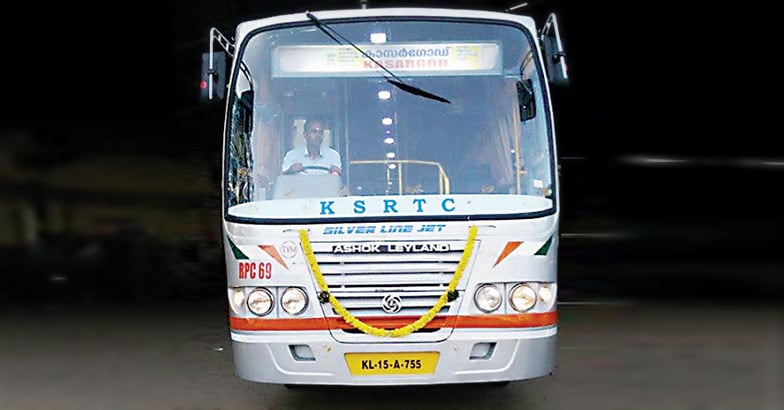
306;12;343;45
306;11;451;104
387;80;450;104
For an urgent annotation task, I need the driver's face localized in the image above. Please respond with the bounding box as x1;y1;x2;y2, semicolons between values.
305;122;324;146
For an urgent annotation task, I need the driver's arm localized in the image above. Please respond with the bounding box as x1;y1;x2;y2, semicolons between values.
281;150;302;174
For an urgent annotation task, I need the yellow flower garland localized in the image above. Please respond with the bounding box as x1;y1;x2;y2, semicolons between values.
299;226;477;337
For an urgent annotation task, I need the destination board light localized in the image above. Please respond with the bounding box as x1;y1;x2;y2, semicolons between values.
370;32;387;44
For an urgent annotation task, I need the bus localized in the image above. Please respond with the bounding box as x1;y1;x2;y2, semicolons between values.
202;6;568;386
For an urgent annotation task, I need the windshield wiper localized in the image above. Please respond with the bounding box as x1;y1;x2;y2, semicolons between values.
306;11;451;104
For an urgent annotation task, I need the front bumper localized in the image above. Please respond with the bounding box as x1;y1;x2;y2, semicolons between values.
231;326;557;386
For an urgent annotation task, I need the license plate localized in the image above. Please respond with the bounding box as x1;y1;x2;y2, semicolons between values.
345;352;439;376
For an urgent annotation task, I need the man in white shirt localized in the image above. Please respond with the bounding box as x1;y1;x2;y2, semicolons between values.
281;118;342;175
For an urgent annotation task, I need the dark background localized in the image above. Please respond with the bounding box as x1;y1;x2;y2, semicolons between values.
1;0;780;306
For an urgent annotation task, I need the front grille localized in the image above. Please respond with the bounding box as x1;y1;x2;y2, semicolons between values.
309;240;469;320
340;327;441;334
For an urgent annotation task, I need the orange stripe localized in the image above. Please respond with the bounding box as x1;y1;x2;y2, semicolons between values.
493;241;523;267
455;311;557;328
230;312;556;331
259;245;288;270
230;316;329;331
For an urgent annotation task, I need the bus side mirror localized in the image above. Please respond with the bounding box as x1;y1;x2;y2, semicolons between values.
517;79;536;121
540;13;569;86
200;51;226;101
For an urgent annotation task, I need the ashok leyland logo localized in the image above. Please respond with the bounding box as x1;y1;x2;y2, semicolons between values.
381;294;402;314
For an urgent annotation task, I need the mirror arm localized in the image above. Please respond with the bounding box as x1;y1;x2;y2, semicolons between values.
206;28;235;100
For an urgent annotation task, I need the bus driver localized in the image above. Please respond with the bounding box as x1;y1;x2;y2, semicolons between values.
281;118;342;176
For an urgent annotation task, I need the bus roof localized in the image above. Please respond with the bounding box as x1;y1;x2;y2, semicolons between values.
235;8;537;45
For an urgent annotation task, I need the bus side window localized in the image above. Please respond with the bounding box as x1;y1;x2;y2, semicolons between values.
227;90;254;206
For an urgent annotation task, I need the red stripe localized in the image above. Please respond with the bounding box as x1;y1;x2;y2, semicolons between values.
230;311;557;331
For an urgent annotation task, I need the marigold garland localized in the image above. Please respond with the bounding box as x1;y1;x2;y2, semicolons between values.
299;226;477;337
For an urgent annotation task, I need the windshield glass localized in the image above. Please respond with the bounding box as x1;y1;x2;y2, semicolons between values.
224;18;555;222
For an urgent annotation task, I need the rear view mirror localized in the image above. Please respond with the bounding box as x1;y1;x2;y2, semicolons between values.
200;51;226;101
517;79;536;121
540;13;569;86
200;28;234;102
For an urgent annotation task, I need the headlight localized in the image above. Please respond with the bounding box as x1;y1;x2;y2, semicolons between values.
281;287;308;315
474;284;502;313
247;288;274;316
538;283;556;304
510;284;537;312
229;288;245;312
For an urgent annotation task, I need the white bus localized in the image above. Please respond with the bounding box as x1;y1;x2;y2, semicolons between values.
203;6;568;386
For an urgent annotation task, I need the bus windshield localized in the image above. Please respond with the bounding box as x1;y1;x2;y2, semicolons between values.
224;18;555;222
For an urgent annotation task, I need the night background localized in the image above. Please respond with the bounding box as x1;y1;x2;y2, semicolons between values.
0;1;781;408
2;0;778;304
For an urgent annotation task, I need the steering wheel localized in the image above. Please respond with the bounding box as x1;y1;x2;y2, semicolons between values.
302;165;331;173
